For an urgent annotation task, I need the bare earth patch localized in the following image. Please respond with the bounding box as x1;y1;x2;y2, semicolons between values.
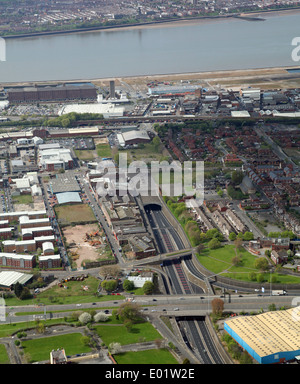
63;224;109;268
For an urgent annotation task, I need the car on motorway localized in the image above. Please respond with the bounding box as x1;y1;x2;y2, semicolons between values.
76;304;81;307
173;308;179;311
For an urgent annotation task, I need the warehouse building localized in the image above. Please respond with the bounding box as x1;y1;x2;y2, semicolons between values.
224;306;300;364
38;147;74;171
56;192;82;205
59;102;124;118
148;85;201;96
5;83;97;103
118;130;150;146
0;271;33;290
49;173;81;194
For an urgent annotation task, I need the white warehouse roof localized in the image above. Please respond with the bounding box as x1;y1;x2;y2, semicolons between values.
59;103;124;118
0;271;33;288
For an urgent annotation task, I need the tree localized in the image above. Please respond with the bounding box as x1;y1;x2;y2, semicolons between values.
243;231;254;241
123;279;135;292
108;342;121;354
207;238;221;249
117;302;142;324
211;298;224;316
232;255;242;266
196;243;205;253
229;232;236;241
101;279;118;292
231;170;244;185
248;272;257;281
143;281;155;295
81;336;91;346
94;312;109;322
79;312;92;324
255;258;269;271
14;282;23;298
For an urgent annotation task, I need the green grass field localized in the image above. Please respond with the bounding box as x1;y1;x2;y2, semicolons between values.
12;195;33;205
54;203;96;224
96;143;112;158
21;333;91;363
3;276;124;307
197;244;300;284
74;149;96;161
95;321;163;346
0;343;10;364
114;348;178;364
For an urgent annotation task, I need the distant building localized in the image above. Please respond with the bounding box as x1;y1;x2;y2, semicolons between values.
6;83;97;103
50;348;67;364
39;255;61;269
0;253;36;269
127;274;153;288
120;130;150;146
0;271;33;290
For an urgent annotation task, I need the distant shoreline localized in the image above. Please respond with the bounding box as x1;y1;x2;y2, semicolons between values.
2;65;300;88
2;7;300;40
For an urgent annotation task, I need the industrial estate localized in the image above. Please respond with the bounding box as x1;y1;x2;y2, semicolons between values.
0;0;300;369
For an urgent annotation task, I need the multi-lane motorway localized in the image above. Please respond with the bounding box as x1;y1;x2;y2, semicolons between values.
8;169;299;364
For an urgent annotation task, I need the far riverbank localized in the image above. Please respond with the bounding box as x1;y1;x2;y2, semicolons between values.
2;7;300;40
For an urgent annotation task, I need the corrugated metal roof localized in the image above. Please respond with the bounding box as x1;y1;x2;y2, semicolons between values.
225;306;300;358
56;192;82;205
0;271;33;287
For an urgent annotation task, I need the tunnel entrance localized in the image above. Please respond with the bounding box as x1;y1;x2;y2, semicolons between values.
144;203;162;211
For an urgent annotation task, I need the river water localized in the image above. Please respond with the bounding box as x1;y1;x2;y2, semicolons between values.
0;11;299;83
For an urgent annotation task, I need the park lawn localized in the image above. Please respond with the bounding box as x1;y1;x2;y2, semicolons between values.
198;244;300;284
197;245;258;275
114;348;178;364
54;203;96;224
0;319;66;338
221;271;300;284
22;333;91;363
95;321;163;346
0;343;10;364
96;143;112;158
4;276;124;306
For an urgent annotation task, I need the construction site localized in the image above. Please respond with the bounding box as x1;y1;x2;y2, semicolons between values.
62;224;112;269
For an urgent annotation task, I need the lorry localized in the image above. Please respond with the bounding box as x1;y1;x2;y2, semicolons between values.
271;290;287;296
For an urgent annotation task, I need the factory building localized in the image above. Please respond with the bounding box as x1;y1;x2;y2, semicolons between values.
0;271;33;290
6;83;97;103
38;147;74;171
59;102;124;118
148;85;201;96
224;307;300;364
117;130;150;146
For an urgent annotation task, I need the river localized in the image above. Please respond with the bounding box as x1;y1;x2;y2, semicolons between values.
0;11;300;83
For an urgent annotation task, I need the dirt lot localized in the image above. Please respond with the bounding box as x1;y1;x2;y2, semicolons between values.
63;224;110;268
